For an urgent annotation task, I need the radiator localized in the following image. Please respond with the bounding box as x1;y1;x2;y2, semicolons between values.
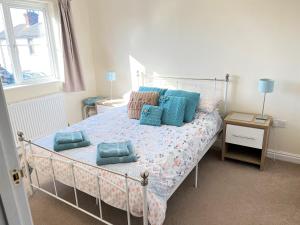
8;93;67;143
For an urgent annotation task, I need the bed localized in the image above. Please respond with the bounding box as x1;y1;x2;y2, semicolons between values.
18;73;230;225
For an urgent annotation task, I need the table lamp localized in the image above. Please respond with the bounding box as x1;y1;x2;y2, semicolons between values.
256;78;274;120
106;71;116;100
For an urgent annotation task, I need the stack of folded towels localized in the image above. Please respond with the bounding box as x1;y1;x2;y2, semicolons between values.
54;130;91;152
96;140;137;166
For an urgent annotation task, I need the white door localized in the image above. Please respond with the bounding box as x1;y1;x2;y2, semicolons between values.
0;81;33;225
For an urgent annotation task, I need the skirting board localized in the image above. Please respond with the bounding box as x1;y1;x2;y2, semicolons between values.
267;149;300;165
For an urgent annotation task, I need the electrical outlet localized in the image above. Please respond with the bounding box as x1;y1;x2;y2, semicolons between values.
272;119;287;128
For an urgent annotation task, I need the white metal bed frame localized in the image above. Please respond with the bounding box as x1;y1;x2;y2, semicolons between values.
18;73;230;225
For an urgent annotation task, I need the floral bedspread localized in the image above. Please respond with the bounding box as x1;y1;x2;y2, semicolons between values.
32;106;222;225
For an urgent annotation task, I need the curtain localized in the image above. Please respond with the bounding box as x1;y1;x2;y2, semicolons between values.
58;0;85;92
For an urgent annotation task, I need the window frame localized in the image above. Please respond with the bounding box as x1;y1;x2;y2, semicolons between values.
0;0;60;88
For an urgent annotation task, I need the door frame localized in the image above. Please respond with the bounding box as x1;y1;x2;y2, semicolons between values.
0;81;33;225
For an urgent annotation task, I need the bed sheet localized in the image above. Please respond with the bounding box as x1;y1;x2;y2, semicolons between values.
33;106;222;225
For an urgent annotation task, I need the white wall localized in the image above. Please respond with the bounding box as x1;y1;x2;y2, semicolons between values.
89;0;300;155
4;0;97;125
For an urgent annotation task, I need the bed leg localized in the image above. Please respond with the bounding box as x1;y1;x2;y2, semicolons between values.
141;171;149;225
194;164;198;188
17;131;33;196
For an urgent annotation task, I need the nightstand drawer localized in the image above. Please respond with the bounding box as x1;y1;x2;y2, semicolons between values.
225;124;264;149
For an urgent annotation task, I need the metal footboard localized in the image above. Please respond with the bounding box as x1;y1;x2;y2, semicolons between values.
17;131;149;225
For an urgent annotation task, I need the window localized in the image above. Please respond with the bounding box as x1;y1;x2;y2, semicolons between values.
0;0;59;87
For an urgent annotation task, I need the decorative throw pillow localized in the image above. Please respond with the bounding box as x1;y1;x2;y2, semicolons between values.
198;97;222;113
159;95;186;127
140;105;163;126
128;91;159;119
139;86;167;97
165;90;200;122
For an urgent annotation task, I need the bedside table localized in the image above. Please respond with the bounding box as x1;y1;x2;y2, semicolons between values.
222;112;272;170
82;96;107;119
96;98;127;114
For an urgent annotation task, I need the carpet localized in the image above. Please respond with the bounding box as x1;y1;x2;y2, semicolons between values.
29;149;300;225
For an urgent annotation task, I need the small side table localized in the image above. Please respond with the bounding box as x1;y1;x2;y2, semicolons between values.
82;105;97;119
222;112;272;170
82;96;107;119
96;99;127;114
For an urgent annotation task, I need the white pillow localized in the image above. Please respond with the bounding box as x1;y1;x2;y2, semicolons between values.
198;97;222;113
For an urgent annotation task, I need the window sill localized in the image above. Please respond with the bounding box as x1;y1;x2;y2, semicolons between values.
3;79;63;91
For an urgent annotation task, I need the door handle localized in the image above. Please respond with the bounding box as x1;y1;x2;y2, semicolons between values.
232;134;256;141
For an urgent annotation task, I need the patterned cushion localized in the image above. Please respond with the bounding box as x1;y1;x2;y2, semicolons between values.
139;86;167;97
199;97;222;113
165;90;200;122
128;91;159;119
159;95;186;127
140;105;163;126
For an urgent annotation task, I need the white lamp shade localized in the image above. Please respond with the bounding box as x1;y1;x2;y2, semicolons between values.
106;71;116;81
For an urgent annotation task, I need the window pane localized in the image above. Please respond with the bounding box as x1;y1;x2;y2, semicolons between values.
0;5;15;86
10;8;53;82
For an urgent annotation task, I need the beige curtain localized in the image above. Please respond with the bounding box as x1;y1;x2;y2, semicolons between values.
58;0;85;92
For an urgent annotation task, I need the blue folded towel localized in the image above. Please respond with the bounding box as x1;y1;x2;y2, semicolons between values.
98;141;130;158
96;141;137;166
82;96;104;106
55;131;83;144
54;131;91;152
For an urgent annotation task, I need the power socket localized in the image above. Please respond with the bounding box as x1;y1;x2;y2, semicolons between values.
272;119;287;128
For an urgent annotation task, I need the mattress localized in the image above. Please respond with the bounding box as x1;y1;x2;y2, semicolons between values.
32;106;222;225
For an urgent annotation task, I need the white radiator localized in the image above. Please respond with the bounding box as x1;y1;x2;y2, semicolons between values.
8;93;67;143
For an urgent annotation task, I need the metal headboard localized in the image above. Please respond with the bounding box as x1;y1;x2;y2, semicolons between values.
136;71;230;115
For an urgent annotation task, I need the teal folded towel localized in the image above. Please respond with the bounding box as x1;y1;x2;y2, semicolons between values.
82;96;104;106
55;131;83;144
96;141;137;166
98;141;130;158
54;131;91;152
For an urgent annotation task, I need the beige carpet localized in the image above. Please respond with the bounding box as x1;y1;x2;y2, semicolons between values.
29;149;300;225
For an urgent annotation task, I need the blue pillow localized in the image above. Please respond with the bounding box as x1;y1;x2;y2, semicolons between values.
165;90;200;122
139;86;167;97
159;96;186;127
140;105;163;126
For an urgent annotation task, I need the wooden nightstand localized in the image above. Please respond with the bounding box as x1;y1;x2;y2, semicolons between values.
96;98;127;114
82;96;108;119
222;112;272;170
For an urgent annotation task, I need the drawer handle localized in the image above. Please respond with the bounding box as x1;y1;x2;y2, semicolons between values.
232;134;256;141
